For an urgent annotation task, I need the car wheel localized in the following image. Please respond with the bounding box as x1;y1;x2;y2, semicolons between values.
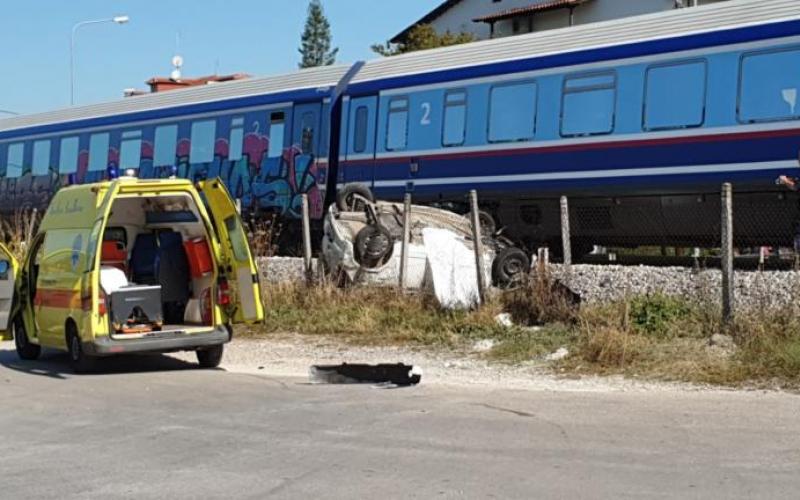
196;345;224;369
67;327;95;374
492;247;531;289
355;224;394;268
478;210;497;236
336;184;374;212
13;316;41;361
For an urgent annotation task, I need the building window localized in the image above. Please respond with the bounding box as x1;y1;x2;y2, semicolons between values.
228;117;245;161
739;47;800;123
32;140;51;176
300;112;315;154
88;133;109;172
120;130;142;169
644;61;706;131
386;97;409;151
268;112;285;158
353;106;369;153
190;120;216;164
443;90;468;147
489;82;537;143
58;137;80;174
6;143;23;178
561;72;616;137
154;124;178;167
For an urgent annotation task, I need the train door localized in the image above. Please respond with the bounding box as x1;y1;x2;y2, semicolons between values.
344;96;378;186
291;103;323;216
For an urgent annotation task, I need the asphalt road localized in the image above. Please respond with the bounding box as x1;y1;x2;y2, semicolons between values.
1;343;799;499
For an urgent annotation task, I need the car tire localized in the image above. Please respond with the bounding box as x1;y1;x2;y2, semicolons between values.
13;316;41;361
492;247;531;289
478;210;497;236
355;224;394;268
196;345;224;369
336;184;374;212
67;326;95;374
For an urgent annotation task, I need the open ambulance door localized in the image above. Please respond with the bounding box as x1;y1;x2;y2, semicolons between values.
0;242;19;340
198;178;265;324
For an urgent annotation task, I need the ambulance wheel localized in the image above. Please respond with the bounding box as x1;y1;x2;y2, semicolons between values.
336;184;374;212
67;326;95;374
196;344;224;369
13;316;40;361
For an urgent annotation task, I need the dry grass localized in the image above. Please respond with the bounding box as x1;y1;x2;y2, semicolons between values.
249;271;800;388
0;209;40;261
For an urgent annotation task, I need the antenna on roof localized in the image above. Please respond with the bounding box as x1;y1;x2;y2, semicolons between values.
171;32;183;81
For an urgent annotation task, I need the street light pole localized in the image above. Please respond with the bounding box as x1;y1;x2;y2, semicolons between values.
70;15;129;106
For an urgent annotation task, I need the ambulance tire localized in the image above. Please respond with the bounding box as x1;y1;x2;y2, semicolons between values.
13;316;40;361
67;325;95;374
196;344;224;369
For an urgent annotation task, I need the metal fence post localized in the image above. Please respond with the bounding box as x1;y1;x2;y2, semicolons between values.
301;194;313;280
469;190;487;304
721;183;734;324
399;193;412;289
560;196;572;266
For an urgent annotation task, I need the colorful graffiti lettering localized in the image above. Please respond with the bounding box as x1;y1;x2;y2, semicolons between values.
0;127;327;219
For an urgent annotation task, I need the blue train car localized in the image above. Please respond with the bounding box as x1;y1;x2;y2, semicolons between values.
1;0;799;250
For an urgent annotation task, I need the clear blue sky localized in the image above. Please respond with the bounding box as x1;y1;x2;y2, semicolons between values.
0;0;438;115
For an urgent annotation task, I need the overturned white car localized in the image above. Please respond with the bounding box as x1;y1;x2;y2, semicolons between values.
321;186;530;299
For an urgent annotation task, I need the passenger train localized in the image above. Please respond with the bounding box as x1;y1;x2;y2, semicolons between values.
1;0;800;250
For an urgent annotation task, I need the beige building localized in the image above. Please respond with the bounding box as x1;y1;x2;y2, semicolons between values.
391;0;730;43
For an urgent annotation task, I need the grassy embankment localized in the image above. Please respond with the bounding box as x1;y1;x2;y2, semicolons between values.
251;273;800;388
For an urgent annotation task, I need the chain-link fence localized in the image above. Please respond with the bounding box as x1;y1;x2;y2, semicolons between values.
555;185;800;270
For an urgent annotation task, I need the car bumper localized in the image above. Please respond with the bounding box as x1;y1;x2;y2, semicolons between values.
84;325;231;356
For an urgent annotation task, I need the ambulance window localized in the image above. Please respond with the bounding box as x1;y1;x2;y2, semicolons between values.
190;120;216;164
59;137;80;174
120;130;142;169
32;140;51;176
228;117;245;161
88;133;110;172
224;215;249;262
268;112;285;158
6;143;23;178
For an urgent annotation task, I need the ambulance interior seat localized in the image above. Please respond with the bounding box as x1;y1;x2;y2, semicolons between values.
156;230;191;324
130;233;158;285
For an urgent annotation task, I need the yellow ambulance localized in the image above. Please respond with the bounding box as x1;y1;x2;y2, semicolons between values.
0;176;264;372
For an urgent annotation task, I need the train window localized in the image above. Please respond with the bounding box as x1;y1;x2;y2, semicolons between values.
739;48;800;123
120;130;142;169
644;61;706;131
561;72;616;137
32;140;51;176
228;117;245;161
88;133;109;172
386;97;409;151
353;106;369;153
190;120;216;164
443;90;467;147
154;124;178;167
300;112;315;154
268;112;285;158
6;143;23;178
489;82;537;143
58;137;79;174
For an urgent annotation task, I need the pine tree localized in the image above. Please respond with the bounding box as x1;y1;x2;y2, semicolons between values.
298;0;338;68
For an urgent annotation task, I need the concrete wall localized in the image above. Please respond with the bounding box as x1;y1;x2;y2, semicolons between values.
427;0;731;40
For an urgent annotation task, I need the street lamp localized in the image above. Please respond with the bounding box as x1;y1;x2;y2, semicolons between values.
70;15;130;106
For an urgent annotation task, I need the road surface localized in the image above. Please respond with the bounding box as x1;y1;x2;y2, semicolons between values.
1;342;799;499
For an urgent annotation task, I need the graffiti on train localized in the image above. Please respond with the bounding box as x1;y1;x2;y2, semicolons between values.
2;133;326;219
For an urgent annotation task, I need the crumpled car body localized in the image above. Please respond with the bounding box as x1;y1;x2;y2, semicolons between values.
322;201;500;289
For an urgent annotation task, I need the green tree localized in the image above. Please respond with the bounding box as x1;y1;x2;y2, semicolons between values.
298;0;338;68
372;24;476;57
